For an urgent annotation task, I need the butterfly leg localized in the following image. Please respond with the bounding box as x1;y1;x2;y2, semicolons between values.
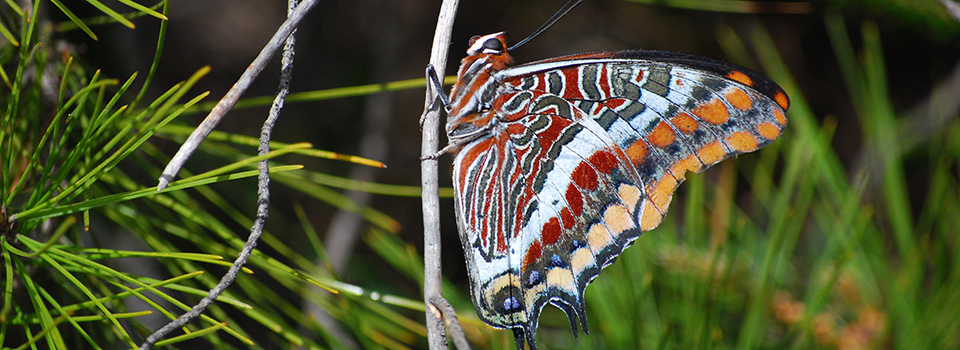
421;142;459;161
420;64;452;129
426;64;452;111
421;116;500;160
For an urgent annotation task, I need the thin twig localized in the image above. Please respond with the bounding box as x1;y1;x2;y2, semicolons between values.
430;295;472;350
422;0;459;349
939;0;960;22
156;0;318;191
137;1;298;348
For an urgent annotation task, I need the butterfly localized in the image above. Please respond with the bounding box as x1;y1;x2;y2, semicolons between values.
439;32;789;349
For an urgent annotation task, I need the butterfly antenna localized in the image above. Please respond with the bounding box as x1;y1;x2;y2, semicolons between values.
507;0;585;52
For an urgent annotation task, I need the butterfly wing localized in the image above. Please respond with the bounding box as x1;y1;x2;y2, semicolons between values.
453;88;647;348
453;47;789;349
500;50;789;232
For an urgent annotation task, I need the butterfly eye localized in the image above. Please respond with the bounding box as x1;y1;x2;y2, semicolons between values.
481;38;504;54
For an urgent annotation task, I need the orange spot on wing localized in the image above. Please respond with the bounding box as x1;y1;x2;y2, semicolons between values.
670;155;702;177
726;131;760;152
625;141;648;164
773;107;787;126
693;98;730;125
639;199;663;231
726;88;753;111
670;113;699;134
587;224;612;252
523;240;542;269
697;141;726;165
756;122;782;140
647;121;676;148
651;176;678;211
774;91;790;110
726;70;754;87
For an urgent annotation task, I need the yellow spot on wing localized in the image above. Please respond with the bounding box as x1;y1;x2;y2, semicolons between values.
640;199;663;231
618;184;642;213
524;283;547;307
571;248;596;277
587;223;613;252
603;204;633;236
489;273;520;295
546;267;576;292
485;273;522;311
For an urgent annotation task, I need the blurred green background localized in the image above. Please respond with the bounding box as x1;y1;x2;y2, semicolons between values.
2;0;959;349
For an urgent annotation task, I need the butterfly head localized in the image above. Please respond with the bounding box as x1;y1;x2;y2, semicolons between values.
445;33;516;143
464;32;514;70
468;32;507;56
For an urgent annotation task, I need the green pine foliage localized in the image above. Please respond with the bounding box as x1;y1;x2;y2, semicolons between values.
1;1;415;349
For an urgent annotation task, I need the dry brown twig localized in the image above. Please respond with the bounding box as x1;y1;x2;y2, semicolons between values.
140;0;305;348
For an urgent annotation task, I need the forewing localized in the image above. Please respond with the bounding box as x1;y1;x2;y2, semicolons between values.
500;50;788;230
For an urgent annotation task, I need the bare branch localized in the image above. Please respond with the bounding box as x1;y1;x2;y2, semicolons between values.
138;1;299;348
156;0;318;191
939;0;960;22
430;295;472;350
421;0;459;349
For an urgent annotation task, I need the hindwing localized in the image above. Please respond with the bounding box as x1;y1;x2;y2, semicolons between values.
453;89;648;345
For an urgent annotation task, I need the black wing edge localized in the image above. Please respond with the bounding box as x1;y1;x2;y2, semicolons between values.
608;50;789;110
